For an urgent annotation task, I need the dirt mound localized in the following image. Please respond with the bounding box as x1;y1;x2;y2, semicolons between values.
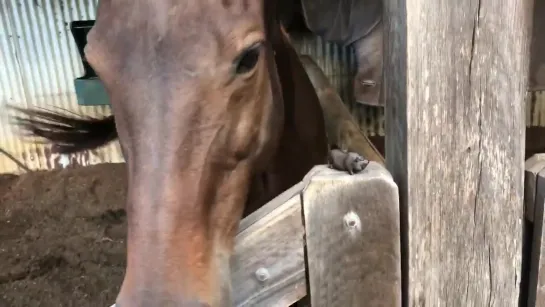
0;163;128;307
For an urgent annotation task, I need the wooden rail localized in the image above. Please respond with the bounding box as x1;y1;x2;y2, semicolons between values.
232;162;400;306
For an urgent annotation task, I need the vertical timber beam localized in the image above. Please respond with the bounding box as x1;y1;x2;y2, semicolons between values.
383;0;533;306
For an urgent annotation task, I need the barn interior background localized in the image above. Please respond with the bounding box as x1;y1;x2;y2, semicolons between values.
0;0;543;174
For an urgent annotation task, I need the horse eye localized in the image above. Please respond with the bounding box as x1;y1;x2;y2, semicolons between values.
234;43;262;75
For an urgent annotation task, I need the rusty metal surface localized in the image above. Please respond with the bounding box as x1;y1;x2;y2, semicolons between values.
0;0;123;174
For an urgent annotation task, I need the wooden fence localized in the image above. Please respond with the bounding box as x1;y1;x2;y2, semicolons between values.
230;163;400;306
235;0;536;303
112;0;537;304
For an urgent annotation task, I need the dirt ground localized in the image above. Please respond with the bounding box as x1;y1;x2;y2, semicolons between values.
0;163;128;307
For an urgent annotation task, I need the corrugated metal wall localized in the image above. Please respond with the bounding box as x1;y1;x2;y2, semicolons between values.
0;0;543;175
0;0;122;174
290;34;385;137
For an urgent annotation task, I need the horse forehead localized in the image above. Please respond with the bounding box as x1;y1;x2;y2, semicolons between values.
86;0;265;83
93;0;263;53
99;0;262;27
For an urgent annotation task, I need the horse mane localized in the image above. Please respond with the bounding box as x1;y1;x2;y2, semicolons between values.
9;106;118;154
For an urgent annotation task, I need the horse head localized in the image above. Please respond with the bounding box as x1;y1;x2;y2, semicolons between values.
83;0;284;305
9;0;333;305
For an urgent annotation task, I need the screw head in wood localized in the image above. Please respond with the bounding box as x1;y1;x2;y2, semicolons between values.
343;211;362;237
255;267;270;282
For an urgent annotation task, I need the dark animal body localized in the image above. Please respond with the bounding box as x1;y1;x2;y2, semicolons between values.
9;0;369;306
328;148;369;175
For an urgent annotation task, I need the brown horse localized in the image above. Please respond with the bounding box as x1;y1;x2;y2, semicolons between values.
10;0;364;306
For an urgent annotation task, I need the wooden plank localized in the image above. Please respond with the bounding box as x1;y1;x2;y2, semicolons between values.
299;55;386;165
302;163;401;306
232;182;307;307
237;180;306;232
525;154;545;222
383;0;532;305
529;167;545;306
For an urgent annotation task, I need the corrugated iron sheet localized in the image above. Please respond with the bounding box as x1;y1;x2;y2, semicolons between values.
290;34;385;137
0;0;123;174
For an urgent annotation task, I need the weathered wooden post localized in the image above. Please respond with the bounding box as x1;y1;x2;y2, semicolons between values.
302;163;401;306
524;154;545;307
383;0;533;306
230;162;401;306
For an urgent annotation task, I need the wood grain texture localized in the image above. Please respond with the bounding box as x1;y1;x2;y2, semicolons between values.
524;154;545;222
529;166;545;307
232;183;307;307
302;163;401;307
383;0;532;306
299;55;386;165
